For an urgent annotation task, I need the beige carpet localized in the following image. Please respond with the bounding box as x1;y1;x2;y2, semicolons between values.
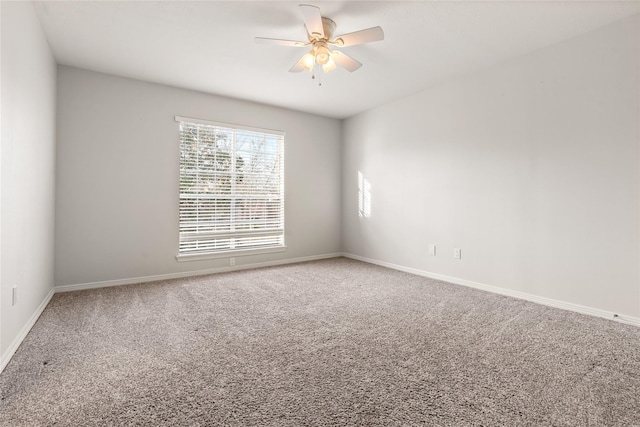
1;257;639;425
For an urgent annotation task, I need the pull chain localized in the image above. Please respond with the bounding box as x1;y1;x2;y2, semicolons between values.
310;62;322;86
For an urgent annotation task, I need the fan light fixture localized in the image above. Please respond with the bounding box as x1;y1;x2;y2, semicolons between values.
255;4;384;84
300;42;335;73
314;44;331;65
322;56;336;73
300;53;315;71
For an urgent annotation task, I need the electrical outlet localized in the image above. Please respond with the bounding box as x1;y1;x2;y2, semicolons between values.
454;248;462;259
428;244;436;256
12;286;17;306
230;257;235;267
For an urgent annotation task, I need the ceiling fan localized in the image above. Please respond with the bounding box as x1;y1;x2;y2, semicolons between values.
255;4;384;77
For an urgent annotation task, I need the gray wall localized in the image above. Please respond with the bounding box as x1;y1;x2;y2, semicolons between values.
342;16;640;317
55;66;342;286
1;2;57;357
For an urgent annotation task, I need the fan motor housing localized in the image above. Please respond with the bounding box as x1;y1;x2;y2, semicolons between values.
319;17;336;41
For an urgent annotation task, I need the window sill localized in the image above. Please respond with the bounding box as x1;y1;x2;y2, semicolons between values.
175;246;287;262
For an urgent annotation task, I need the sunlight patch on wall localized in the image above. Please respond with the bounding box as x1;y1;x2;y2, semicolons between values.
358;170;371;218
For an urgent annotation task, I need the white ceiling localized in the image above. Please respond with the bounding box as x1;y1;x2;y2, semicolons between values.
33;1;639;119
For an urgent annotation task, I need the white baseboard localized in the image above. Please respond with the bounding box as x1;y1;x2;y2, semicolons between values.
342;253;640;328
2;251;636;375
54;252;343;293
0;288;55;374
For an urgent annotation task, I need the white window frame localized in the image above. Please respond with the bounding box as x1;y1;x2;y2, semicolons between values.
175;116;285;261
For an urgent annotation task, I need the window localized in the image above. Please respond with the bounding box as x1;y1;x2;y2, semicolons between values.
176;116;285;260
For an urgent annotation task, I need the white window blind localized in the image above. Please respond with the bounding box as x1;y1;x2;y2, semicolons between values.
176;116;284;257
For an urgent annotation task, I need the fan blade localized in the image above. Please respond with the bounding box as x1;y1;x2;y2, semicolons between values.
255;37;307;47
332;50;362;72
299;4;324;38
290;61;305;73
334;26;384;47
